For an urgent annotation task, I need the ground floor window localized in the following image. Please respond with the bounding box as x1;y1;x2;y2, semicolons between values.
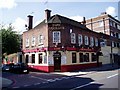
32;54;35;63
25;55;29;63
92;53;97;61
84;53;89;62
79;53;84;62
72;53;76;63
79;53;89;62
38;53;42;64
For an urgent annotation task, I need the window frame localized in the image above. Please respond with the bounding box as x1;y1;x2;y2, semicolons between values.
53;31;61;43
71;33;76;44
78;34;83;46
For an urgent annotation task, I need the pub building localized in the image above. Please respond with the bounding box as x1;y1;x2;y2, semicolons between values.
22;9;102;72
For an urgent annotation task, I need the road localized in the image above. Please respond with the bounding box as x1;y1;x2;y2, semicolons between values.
2;68;119;90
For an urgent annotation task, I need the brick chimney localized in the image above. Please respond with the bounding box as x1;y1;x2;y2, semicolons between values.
82;17;86;26
45;9;51;22
27;15;33;30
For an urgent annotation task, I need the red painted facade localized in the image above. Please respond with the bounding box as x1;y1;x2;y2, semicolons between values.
28;62;102;72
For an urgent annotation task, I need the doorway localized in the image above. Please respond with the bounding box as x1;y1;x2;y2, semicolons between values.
53;51;61;72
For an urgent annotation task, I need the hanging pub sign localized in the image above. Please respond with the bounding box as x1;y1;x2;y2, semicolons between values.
48;24;65;30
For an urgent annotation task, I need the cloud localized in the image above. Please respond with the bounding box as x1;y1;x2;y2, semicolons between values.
0;0;17;9
106;6;116;16
12;17;27;34
69;15;83;22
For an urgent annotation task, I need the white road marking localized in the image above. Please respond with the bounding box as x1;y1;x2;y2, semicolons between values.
30;76;47;81
23;85;30;87
42;82;48;84
70;82;93;90
107;74;118;79
34;83;40;85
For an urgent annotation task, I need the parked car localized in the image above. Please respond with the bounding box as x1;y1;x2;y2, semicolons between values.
11;63;29;74
2;63;14;72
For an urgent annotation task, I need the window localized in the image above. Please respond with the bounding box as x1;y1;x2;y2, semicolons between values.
118;34;120;39
110;21;113;26
112;41;114;47
79;53;89;63
95;38;98;46
72;53;76;63
92;53;97;61
31;37;35;46
84;36;89;45
32;54;35;63
38;53;42;64
53;31;61;43
84;53;89;62
38;35;43;45
25;55;29;63
99;21;103;27
78;34;83;46
71;33;76;44
26;38;29;47
79;53;84;62
90;37;94;47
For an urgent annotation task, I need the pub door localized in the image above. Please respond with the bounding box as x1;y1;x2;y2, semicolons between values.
54;57;61;71
54;52;61;72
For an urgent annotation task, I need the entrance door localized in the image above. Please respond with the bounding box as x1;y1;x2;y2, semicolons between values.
54;52;61;72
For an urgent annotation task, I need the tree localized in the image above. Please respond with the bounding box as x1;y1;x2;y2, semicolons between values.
0;25;21;55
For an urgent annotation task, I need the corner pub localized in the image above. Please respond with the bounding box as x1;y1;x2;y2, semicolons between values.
22;9;102;72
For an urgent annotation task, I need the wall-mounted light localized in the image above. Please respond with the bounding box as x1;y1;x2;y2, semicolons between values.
70;29;72;33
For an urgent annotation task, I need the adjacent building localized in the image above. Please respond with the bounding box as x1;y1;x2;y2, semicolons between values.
22;9;102;72
86;12;120;65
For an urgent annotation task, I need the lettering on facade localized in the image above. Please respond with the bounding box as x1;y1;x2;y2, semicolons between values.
49;24;65;30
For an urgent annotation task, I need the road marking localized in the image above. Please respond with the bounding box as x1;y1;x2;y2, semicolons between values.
23;85;30;87
12;86;20;88
70;82;94;90
34;83;40;85
107;74;118;79
55;78;62;81
42;82;48;84
47;79;56;82
30;76;47;81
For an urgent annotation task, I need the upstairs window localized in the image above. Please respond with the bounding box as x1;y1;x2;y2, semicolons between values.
53;31;61;43
84;36;89;45
95;38;98;46
26;38;29;47
31;36;36;46
38;35;43;45
71;33;76;44
90;37;94;47
78;34;83;46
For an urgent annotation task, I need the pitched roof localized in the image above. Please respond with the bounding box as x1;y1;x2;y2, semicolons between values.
34;14;88;30
48;14;87;29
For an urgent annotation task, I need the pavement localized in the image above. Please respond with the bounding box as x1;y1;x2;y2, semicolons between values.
1;63;120;89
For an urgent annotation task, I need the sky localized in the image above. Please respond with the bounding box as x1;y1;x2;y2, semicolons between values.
0;0;120;34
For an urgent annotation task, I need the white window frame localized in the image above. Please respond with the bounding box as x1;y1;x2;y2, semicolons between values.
95;38;98;46
26;38;29;47
84;36;89;45
71;33;76;44
99;21;103;27
78;34;83;46
31;36;35;46
38;35;43;45
53;31;61;43
90;37;94;47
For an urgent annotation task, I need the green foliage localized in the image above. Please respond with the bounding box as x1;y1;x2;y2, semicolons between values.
0;25;21;55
